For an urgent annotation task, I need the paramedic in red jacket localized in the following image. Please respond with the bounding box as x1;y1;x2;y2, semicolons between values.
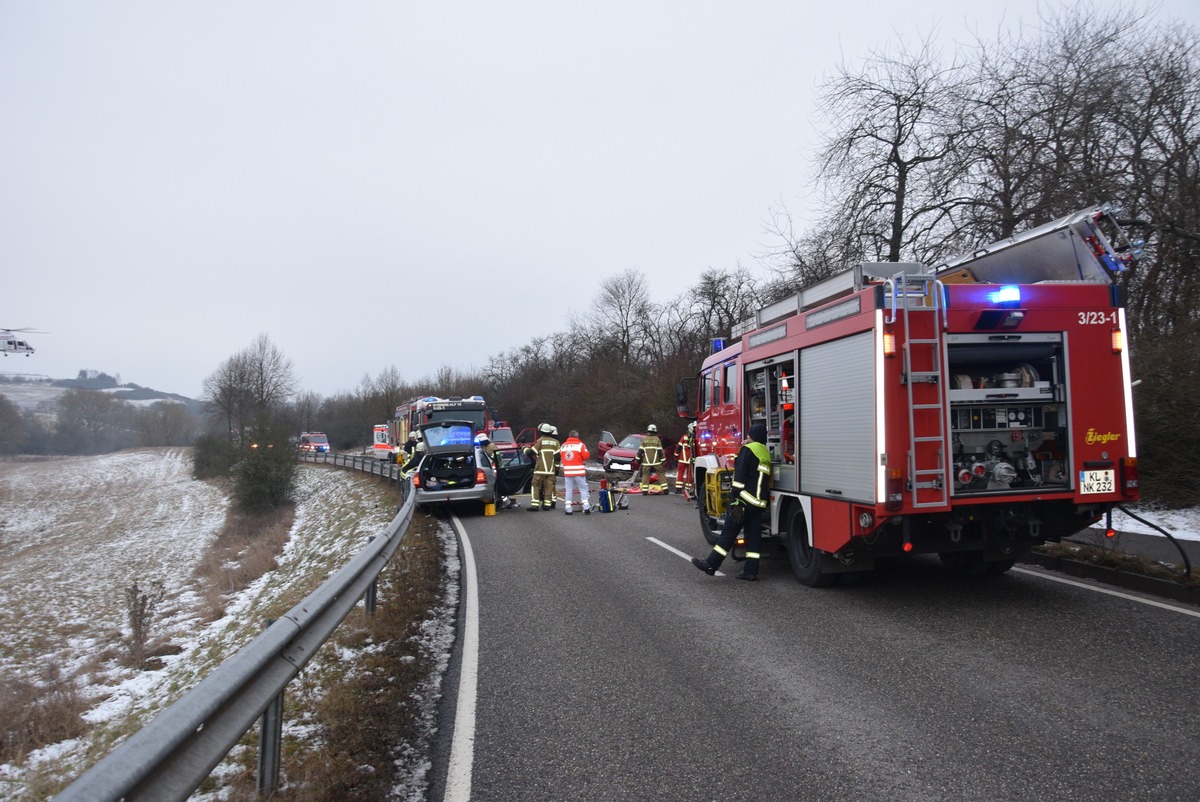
559;430;591;514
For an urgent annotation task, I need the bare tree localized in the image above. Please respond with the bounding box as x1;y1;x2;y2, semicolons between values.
370;366;408;420
202;334;296;443
243;333;296;413
814;34;969;264
588;269;655;365
761;208;858;288
685;266;763;344
201;351;253;441
291;390;324;433
1112;23;1200;337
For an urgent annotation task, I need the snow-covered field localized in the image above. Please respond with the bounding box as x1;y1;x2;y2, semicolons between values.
0;450;414;799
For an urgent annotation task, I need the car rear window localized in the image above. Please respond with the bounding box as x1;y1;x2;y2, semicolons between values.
424;424;475;447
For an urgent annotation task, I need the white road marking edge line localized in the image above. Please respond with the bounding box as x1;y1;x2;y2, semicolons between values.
444;513;478;801
1012;566;1200;618
647;536;726;576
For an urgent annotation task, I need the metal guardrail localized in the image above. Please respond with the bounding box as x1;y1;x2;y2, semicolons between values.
57;454;415;802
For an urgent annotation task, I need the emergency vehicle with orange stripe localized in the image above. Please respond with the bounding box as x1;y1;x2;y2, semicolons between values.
679;206;1142;586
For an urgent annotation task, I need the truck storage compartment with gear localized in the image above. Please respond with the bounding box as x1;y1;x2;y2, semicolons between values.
946;333;1069;496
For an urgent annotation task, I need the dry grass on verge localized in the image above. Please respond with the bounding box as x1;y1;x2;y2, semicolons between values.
0;665;89;768
211;511;446;801
1;497;297;774
191;503;298;621
1035;540;1198;587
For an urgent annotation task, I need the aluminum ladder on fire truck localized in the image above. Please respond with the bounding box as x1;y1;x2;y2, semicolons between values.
886;270;950;509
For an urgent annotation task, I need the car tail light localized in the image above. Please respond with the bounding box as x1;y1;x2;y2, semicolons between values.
412;474;422;487
476;469;487;484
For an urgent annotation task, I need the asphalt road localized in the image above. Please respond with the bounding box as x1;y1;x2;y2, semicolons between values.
427;490;1200;801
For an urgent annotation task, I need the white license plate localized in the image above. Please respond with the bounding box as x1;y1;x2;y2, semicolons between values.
609;464;632;471
1079;469;1115;494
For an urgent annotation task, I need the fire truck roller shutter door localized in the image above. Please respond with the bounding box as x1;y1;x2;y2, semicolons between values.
799;331;877;503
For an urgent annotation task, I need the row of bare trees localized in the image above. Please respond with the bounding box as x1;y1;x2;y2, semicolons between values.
0;388;196;456
787;5;1199;340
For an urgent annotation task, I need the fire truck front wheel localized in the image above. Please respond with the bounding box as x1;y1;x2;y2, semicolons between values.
697;486;721;546
785;507;837;587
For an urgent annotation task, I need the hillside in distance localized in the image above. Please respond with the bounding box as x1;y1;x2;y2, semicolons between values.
0;370;201;415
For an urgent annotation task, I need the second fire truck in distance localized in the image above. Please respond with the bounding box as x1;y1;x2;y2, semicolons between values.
680;206;1142;586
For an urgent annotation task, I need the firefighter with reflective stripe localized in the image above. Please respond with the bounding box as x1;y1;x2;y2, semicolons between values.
675;421;696;496
559;429;591;514
524;423;560;511
691;424;771;581
637;424;666;494
400;431;425;476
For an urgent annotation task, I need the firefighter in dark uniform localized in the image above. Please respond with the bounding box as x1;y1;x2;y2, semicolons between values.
400;431;424;476
691;423;771;581
525;423;560;511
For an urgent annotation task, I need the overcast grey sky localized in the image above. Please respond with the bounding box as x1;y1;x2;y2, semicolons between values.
3;1;1196;399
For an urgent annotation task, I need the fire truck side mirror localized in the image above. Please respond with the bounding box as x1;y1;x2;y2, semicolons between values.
675;379;696;418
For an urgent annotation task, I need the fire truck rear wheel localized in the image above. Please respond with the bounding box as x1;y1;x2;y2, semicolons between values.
786;507;838;587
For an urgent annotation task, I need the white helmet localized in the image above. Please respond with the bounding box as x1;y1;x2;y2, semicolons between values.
647;424;657;433
550;426;558;436
539;422;553;434
414;431;423;440
688;421;696;433
474;433;490;445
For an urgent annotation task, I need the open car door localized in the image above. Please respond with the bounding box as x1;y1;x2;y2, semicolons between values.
597;430;617;460
493;448;535;496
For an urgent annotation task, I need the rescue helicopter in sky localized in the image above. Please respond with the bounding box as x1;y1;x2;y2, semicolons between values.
1;328;44;357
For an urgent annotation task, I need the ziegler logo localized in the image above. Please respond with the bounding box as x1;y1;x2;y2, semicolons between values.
1085;428;1122;445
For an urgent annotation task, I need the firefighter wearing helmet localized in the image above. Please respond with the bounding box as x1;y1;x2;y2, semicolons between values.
524;423;560;511
675;421;697;497
637;423;666;494
400;430;425;476
692;423;771;581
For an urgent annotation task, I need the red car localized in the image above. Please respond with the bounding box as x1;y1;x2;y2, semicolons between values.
600;432;643;475
600;430;677;475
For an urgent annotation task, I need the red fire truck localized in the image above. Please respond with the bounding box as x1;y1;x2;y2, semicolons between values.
680;207;1142;586
388;395;496;449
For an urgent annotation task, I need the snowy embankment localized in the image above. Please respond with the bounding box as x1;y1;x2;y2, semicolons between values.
0;449;403;797
1092;506;1200;541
